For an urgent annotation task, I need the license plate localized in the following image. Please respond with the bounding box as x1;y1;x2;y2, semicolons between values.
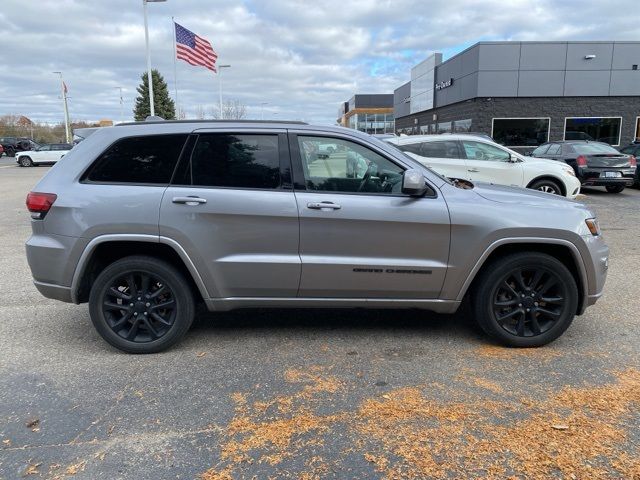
601;171;622;178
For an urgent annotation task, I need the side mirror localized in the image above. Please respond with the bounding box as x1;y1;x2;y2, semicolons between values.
402;169;428;196
509;153;521;163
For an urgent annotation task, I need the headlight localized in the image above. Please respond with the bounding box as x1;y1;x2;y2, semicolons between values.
563;167;576;177
585;218;600;236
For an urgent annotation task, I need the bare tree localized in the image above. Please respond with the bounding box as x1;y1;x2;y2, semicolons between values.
177;106;186;120
207;99;248;120
194;105;206;120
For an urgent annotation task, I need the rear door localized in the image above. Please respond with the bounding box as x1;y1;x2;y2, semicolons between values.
291;132;450;299
159;129;300;299
461;140;524;187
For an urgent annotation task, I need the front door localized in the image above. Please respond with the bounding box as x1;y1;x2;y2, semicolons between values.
159;131;300;299
291;133;450;299
461;140;524;187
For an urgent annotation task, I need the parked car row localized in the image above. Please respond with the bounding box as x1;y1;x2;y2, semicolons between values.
383;133;636;195
384;135;582;198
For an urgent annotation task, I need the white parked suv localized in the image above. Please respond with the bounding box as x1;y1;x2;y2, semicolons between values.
385;135;581;198
16;143;72;167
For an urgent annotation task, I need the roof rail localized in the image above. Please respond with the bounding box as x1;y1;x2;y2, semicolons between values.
117;119;308;126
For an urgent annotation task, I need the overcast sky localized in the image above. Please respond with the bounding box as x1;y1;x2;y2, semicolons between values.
1;0;638;125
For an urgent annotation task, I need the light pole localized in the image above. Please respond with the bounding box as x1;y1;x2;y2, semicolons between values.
260;102;268;120
217;64;231;119
53;71;71;143
115;87;124;123
142;0;166;118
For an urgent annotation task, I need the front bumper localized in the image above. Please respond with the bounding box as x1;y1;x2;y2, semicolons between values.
578;234;609;314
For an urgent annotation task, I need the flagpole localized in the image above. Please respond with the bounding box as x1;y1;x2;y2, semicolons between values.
172;16;178;115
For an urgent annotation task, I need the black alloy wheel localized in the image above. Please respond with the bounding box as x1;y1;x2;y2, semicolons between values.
89;256;195;353
529;179;562;195
473;252;578;347
491;267;567;337
102;272;176;343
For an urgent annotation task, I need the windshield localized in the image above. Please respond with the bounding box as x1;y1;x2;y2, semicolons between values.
571;143;621;155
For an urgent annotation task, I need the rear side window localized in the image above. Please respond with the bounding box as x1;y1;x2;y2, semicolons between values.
397;143;422;155
186;134;281;189
546;144;561;155
87;134;188;184
420;141;460;158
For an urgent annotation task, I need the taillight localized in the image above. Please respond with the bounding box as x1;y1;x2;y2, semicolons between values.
26;192;57;219
576;155;587;167
630;155;637;167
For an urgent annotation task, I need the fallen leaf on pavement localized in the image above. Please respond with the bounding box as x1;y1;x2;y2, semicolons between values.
197;352;207;357
24;461;41;475
551;424;569;430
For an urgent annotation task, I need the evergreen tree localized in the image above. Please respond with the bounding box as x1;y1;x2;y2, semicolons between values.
133;69;176;121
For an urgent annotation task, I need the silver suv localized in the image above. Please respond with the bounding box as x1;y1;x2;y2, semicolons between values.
25;121;609;353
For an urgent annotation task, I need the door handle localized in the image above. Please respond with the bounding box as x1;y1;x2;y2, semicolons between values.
307;201;341;210
467;168;479;173
172;196;207;205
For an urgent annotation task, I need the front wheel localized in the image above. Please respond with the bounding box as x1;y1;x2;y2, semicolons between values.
89;256;195;353
529;179;562;196
19;156;33;167
605;185;625;193
473;252;578;347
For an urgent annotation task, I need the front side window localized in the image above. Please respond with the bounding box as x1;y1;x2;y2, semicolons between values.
565;118;621;146
297;136;404;194
39;145;51;151
461;140;510;161
87;134;188;184
492;118;550;147
187;134;281;189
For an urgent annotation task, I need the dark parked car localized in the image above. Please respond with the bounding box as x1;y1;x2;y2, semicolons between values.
0;137;39;157
530;141;636;193
618;142;640;187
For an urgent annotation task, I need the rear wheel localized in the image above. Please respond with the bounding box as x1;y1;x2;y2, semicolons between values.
529;179;563;196
473;252;578;347
89;256;195;353
605;185;625;193
19;156;33;167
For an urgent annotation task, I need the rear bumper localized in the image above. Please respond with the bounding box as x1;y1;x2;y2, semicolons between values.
578;168;635;186
33;281;73;303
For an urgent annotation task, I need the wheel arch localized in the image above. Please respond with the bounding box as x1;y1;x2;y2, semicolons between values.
526;175;567;196
457;239;587;315
71;235;209;304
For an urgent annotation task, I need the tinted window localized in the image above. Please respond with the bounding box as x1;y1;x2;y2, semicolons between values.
188;134;280;189
39;145;51;151
461;141;510;161
531;144;550;156
571;143;622;155
420;141;460;159
493;118;549;147
298;136;404;194
87;134;187;184
546;144;561;155
565;118;621;145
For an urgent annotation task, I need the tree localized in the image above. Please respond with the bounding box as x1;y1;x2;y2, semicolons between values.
133;69;176;121
208;99;248;120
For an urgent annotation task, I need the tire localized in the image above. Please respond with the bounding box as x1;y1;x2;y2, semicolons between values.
88;255;195;353
472;252;578;347
19;156;33;167
528;178;563;196
605;185;625;193
6;147;15;157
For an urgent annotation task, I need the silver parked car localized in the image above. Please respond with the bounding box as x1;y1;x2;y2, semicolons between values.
25;121;609;353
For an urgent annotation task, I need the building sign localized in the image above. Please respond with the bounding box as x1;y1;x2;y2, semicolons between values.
435;78;454;90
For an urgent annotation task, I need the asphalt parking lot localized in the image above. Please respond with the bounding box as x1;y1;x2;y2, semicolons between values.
0;160;639;479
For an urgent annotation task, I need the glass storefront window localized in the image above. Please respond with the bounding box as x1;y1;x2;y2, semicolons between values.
564;117;622;146
453;119;472;133
437;122;452;134
492;118;550;147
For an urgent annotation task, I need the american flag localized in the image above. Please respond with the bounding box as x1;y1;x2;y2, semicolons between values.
175;22;218;73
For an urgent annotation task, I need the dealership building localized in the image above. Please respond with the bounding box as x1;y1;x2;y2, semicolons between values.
393;41;640;151
337;94;395;134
